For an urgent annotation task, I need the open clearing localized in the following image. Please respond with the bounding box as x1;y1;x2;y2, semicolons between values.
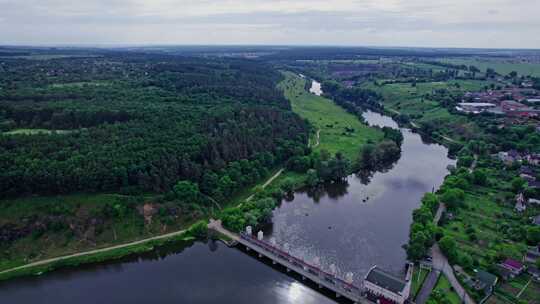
279;71;382;161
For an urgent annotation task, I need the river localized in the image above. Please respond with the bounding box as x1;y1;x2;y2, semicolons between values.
0;81;454;304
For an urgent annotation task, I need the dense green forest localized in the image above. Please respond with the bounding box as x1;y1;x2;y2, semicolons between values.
0;53;309;201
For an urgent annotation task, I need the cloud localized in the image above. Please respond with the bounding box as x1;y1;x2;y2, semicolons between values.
0;0;538;48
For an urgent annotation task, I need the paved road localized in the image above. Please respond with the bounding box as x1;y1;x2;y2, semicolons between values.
0;227;188;276
414;203;475;304
415;269;441;304
431;244;475;304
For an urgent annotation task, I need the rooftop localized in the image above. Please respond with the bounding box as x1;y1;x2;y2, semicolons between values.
475;270;498;288
502;258;523;270
458;102;496;107
365;267;406;294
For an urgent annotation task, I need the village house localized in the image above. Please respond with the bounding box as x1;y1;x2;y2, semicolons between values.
525;153;540;166
455;102;496;114
528;266;540;282
515;193;527;212
529;198;540;206
498;258;525;279
472;270;498;295
529;180;540;189
533;214;540;226
525;246;540;264
498;150;522;164
363;266;412;304
520;166;535;179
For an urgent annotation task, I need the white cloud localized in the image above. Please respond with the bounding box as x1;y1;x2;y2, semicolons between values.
0;0;538;48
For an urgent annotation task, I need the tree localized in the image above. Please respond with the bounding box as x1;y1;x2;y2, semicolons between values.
413;207;433;226
306;169;319;187
280;178;295;194
421;193;439;212
441;188;465;210
439;236;458;263
526;226;540;244
511;177;527;193
173;180;200;203
472;169;488;186
457;155;473;168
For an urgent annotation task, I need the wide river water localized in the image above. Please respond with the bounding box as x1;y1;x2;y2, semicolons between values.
0;81;454;304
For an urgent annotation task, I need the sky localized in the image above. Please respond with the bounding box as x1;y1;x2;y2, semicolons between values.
1;0;539;48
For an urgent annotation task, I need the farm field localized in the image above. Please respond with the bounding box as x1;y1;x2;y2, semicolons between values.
440;58;540;77
489;274;540;304
362;79;492;143
279;71;383;161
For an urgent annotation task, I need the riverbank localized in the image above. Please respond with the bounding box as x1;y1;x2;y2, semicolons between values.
279;71;383;161
0;221;206;281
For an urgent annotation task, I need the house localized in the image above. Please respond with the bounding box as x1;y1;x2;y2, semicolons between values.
528;266;540;281
515;193;527;212
529;198;540;206
533;215;540;226
525;154;540;166
529;180;540;189
525;247;540;263
501;100;527;112
499;258;525;277
473;270;498;295
519;166;534;176
495;264;514;280
498;150;522;163
520;166;535;178
363;266;411;304
456;102;496;114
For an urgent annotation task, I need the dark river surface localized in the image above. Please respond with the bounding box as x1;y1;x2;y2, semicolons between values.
0;93;454;303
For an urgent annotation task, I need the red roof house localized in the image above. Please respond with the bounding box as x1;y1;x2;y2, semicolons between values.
500;258;525;275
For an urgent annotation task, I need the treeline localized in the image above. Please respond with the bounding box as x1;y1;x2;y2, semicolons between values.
0;53;309;201
322;80;383;112
287;150;351;186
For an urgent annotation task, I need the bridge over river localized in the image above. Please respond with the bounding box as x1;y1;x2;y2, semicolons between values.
209;219;374;304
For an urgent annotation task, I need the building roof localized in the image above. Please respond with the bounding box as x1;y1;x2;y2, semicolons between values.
365;267;406;294
503;258;524;270
528;266;540;277
475;270;498;288
533;215;540;226
458;102;496;107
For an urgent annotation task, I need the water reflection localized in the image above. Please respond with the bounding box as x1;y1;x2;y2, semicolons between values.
266;110;454;282
0;111;453;304
0;241;338;304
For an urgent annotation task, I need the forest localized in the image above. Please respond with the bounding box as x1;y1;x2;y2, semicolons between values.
0;52;310;202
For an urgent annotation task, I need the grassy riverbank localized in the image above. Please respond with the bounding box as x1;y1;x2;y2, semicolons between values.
279;71;382;161
0;221;206;281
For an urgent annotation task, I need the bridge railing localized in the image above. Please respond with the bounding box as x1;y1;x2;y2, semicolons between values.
239;232;362;293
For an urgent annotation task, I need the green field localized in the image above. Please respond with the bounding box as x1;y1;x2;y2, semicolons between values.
279;71;382;161
362;79;493;143
440;58;540;77
411;266;430;298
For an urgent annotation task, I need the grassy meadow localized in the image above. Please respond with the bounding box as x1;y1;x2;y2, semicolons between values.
279;71;383;161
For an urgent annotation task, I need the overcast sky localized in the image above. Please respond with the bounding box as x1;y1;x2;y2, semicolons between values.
1;0;539;48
